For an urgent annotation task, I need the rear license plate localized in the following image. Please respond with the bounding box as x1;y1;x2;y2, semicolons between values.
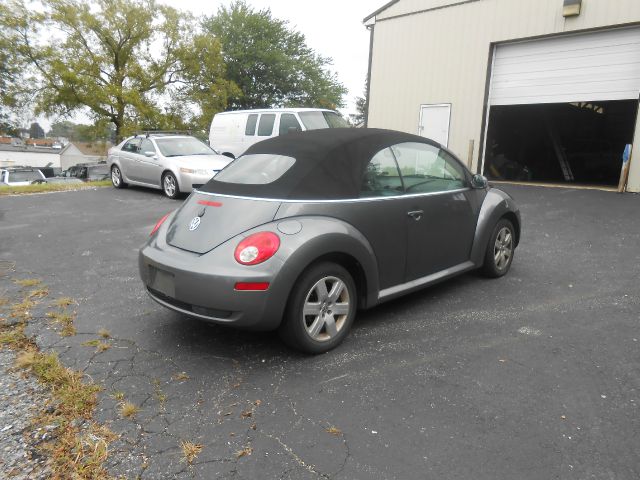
149;266;175;298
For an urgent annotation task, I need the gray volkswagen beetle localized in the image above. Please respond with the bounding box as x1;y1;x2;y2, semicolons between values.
139;128;521;353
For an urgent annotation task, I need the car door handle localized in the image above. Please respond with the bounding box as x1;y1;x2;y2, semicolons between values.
407;210;423;221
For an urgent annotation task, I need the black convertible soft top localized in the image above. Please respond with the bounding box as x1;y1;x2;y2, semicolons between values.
200;128;442;200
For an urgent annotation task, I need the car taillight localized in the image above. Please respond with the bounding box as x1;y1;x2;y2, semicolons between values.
150;213;170;236
234;232;280;265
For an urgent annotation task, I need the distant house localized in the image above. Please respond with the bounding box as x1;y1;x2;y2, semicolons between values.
59;142;111;170
25;138;55;148
0;144;61;168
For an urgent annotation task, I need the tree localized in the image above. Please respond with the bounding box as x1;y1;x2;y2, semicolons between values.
29;122;45;138
203;1;346;110
349;79;368;127
3;0;227;140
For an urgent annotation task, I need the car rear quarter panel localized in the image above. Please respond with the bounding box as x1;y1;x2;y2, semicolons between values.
270;216;380;310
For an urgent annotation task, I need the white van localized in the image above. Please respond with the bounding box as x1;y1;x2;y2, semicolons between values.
209;108;349;158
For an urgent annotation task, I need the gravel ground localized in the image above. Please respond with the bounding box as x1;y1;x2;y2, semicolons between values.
0;349;51;479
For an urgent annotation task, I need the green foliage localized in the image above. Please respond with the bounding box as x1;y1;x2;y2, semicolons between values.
203;0;346;110
3;0;205;140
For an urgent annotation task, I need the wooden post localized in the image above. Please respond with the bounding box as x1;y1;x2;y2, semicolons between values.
467;139;475;169
617;144;632;193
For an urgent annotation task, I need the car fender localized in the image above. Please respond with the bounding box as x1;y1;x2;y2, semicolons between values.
254;216;380;328
469;188;521;266
108;157;130;183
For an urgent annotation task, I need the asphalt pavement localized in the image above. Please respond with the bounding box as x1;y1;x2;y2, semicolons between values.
0;184;639;479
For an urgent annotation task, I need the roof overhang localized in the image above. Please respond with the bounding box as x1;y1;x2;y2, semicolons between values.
363;0;400;24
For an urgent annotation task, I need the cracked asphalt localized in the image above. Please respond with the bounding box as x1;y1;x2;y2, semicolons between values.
1;184;639;479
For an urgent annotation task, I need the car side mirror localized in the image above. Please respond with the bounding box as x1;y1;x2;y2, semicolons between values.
471;174;488;189
144;151;156;158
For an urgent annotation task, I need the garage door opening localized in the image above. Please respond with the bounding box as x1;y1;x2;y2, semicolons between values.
483;100;638;187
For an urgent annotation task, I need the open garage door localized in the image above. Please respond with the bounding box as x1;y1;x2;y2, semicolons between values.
484;27;640;187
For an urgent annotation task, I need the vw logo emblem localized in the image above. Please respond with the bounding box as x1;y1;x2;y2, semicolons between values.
188;216;201;231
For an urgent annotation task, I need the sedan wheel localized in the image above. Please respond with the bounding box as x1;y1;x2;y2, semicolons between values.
162;172;179;199
280;262;356;354
111;165;127;189
482;218;515;277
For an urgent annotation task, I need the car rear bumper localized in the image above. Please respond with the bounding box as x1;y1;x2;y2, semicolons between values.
177;171;216;192
138;232;286;330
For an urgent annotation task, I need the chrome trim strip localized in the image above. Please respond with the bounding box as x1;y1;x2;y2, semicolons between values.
193;188;471;204
378;261;475;300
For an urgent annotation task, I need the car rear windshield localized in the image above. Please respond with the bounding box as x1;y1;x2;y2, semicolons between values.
155;137;216;157
10;170;41;182
214;154;296;185
298;111;349;130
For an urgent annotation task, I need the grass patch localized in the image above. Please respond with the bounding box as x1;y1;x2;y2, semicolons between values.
3;284;115;477
0;179;112;196
172;371;190;382
235;446;253;458
46;310;76;337
14;278;42;287
81;339;111;353
10;298;35;321
52;297;75;308
97;328;110;339
111;391;125;402
28;287;49;299
326;426;342;436
119;402;139;418
0;296;9;307
180;440;203;464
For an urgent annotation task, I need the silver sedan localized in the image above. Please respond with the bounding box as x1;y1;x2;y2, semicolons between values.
107;134;232;198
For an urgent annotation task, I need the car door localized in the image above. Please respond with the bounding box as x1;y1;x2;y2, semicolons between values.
135;138;162;185
346;147;408;289
118;138;141;181
392;142;476;280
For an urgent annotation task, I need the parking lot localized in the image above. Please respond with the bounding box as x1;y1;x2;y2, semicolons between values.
1;184;639;479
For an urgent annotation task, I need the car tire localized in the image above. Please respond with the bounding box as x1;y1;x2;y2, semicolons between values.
481;218;515;278
111;165;127;189
279;262;357;354
162;172;180;199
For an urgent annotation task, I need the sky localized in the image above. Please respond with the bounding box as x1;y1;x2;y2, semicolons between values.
35;0;384;131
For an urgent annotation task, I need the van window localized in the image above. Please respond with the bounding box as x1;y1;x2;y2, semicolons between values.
298;111;349;130
245;114;258;135
279;113;301;135
257;114;276;136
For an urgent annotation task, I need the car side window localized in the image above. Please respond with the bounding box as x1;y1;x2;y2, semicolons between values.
392;142;466;193
257;114;276;136
122;139;141;153
245;114;258;135
360;147;403;198
279;113;301;135
140;139;155;155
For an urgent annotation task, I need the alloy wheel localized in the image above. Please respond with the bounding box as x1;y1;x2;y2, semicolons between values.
111;166;121;187
163;174;176;197
302;276;350;342
493;226;513;271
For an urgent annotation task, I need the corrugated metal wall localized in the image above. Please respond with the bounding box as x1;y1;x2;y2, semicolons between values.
367;0;640;190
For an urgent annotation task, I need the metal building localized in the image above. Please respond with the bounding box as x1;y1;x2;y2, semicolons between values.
364;0;640;192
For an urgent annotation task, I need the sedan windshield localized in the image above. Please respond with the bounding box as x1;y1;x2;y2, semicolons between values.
155;137;216;157
298;111;349;130
10;170;42;182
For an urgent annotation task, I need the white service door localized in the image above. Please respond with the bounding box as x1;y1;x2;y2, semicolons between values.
419;104;451;147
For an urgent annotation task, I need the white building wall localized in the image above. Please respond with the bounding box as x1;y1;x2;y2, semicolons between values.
367;0;640;191
0;151;60;168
